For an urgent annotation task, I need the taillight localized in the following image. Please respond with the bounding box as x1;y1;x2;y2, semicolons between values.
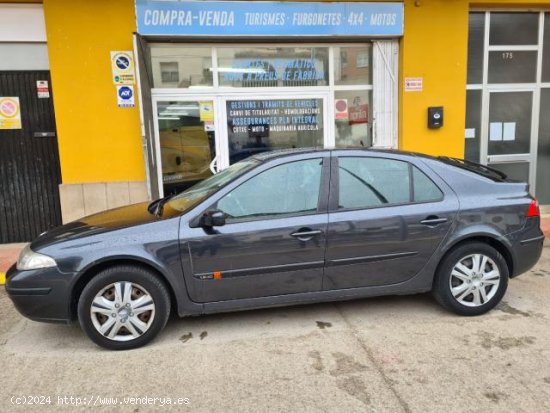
527;198;540;217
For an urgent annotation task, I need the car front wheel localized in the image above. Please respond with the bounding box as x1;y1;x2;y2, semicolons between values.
77;265;171;350
433;242;509;316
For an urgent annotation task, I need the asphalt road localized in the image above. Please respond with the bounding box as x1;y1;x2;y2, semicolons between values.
1;243;549;413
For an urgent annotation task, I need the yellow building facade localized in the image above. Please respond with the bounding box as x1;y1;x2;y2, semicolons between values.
1;0;549;241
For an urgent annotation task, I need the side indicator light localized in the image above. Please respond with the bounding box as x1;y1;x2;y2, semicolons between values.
213;271;222;280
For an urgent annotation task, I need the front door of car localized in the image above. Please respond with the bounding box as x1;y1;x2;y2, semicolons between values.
324;155;458;290
181;155;330;303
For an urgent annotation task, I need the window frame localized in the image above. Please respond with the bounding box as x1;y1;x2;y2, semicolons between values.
204;156;331;224
160;61;180;83
355;51;370;69
328;155;444;213
465;11;550;195
411;164;445;204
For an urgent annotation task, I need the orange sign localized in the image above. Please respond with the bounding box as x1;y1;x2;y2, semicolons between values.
349;104;368;124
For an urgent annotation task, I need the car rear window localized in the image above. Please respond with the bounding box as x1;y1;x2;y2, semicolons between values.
437;157;507;182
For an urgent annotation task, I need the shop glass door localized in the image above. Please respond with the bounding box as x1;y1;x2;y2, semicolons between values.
153;94;328;197
483;90;535;184
222;94;328;165
153;97;223;197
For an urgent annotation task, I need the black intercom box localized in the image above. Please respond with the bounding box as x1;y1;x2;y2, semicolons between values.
428;106;444;129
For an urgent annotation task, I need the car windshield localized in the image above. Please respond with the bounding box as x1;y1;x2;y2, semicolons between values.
438;156;507;182
163;158;261;214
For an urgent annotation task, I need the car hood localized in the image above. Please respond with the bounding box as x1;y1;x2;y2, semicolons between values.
31;202;161;250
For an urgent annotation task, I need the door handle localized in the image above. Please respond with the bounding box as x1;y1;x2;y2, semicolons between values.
420;217;448;226
209;157;218;174
290;229;323;240
33;132;56;138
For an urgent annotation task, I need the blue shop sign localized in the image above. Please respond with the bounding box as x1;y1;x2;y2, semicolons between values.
135;1;404;37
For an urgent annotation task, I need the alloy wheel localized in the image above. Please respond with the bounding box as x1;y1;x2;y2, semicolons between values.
90;281;156;341
449;253;501;307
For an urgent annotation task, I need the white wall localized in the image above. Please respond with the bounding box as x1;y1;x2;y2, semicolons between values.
0;4;46;42
0;43;49;70
0;4;48;70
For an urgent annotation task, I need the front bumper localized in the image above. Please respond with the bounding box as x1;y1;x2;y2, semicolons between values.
5;264;75;324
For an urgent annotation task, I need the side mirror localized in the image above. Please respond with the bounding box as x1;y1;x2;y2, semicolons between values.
199;210;226;228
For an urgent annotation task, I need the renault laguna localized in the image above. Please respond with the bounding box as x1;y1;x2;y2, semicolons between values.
6;149;544;350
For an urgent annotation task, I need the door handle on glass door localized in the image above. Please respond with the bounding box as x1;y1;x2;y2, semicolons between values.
209;157;218;174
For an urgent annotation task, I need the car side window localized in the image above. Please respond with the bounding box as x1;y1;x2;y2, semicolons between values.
412;166;443;202
215;158;323;221
338;157;410;209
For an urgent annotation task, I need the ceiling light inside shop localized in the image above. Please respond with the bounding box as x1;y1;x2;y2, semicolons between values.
213;67;266;74
165;105;199;110
159;111;190;117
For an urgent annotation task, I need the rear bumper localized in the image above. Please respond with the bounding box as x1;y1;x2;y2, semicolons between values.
5;264;74;324
509;217;544;278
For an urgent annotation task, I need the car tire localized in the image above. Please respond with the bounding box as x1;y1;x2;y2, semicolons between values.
433;242;509;316
77;265;171;350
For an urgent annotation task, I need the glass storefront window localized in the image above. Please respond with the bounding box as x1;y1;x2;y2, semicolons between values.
537;89;550;204
334;90;372;147
466;11;550;202
488;92;532;156
150;45;213;88
226;98;323;163
489;13;539;45
334;45;372;85
543;13;550;83
489;162;530;183
148;42;395;197
488;51;537;84
467;13;485;85
157;100;216;195
217;46;329;87
465;90;482;163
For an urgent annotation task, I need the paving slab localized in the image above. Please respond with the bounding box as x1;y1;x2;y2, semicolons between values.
0;243;549;412
0;243;25;284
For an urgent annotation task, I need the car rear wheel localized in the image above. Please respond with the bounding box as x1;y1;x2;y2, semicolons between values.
77;265;170;350
433;242;509;316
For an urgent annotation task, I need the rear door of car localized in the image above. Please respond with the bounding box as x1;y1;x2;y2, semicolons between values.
324;151;459;290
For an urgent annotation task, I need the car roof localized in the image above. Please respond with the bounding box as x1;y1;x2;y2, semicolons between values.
250;148;512;183
251;147;438;162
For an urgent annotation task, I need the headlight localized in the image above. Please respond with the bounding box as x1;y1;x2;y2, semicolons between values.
16;244;57;271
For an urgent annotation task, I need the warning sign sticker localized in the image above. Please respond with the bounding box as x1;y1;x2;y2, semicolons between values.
335;99;349;121
404;77;423;92
0;97;22;129
117;85;135;108
199;101;214;122
111;51;136;85
36;80;50;98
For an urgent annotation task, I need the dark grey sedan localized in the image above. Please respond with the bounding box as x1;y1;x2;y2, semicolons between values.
6;149;544;350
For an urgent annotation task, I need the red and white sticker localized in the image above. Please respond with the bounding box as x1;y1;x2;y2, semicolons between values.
335;99;349;120
349;104;368;124
36;80;50;98
404;77;423;92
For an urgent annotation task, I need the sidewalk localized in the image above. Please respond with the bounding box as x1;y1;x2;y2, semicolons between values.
0;244;25;285
542;215;550;239
1;217;550;285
